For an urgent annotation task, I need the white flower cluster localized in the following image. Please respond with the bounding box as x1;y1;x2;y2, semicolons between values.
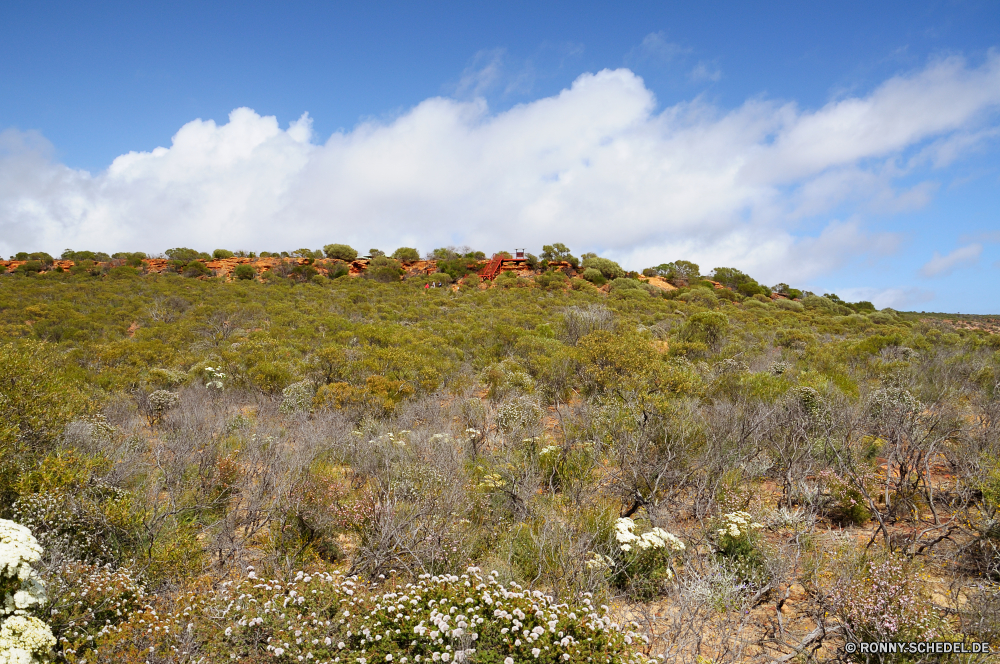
203;366;227;390
584;554;614;571
0;520;55;663
716;511;763;540
0;615;56;664
0;521;42;585
147;566;652;664
613;518;685;554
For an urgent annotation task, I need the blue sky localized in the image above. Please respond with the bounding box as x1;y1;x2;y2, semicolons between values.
1;1;999;313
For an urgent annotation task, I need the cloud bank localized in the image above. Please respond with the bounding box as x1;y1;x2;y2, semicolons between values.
2;53;1000;286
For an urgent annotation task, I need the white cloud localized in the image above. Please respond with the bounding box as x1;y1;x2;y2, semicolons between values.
625;32;689;65
690;62;721;82
920;243;983;277
2;53;1000;285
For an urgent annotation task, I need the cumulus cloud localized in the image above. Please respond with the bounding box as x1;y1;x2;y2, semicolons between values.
920;243;983;277
2;53;1000;285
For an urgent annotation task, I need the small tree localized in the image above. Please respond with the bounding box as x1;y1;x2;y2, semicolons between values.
540;243;579;268
581;256;625;280
323;244;359;261
391;247;420;262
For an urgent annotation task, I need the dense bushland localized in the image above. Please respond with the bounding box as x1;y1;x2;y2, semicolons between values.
1;263;1000;663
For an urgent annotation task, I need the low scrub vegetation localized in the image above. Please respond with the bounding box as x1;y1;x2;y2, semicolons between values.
1;244;999;662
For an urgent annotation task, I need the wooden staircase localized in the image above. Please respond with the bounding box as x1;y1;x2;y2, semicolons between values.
478;254;504;281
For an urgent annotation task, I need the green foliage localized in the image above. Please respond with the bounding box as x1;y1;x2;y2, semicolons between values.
678;311;728;348
233;263;257;280
540;243;579;268
608;277;641;292
165;247;207;261
648;260;699;281
710;267;768;297
581;256;625;280
62;249;111;262
391;246;421;261
582;268;606;285
323;243;359;261
212;248;235;259
182;260;211;278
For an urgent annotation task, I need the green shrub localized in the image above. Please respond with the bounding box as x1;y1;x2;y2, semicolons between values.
108;266;139;279
327;262;350;279
182;260;211;278
323;243;359;261
608;277;640;291
427;272;453;284
581;267;606;285
212;249;235;259
679;311;729;347
233;263;257;280
712;511;768;586
536;270;569;289
609;517;685;599
774;298;804;312
368;256;403;282
581;256;625;280
676;287;718;308
391;246;421;261
165;247;205;261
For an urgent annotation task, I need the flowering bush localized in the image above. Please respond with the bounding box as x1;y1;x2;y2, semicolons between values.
94;567;652;664
46;562;146;663
712;512;768;587
281;380;316;414
204;366;227;390
0;519;55;663
610;518;684;599
831;555;947;646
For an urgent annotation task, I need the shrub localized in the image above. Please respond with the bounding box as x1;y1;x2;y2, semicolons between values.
495;396;543;433
676;287;718;308
581;268;605;285
182;260;211;278
580;257;624;280
328;263;350;279
773;298;804;312
96;567;652;664
392;247;421;261
107;266;139;279
213;249;235;259
324;244;359;261
832;554;946;644
47;561;146;662
608;278;640;292
428;272;453;284
541;243;579;268
711;511;768;587
609;517;685;599
369;256;403;283
0;519;56;663
678;311;728;348
280;380;315;413
233;263;257;280
536;270;569;290
164;247;205;261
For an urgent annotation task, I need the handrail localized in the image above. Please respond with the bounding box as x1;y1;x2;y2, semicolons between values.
478;254;504;281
